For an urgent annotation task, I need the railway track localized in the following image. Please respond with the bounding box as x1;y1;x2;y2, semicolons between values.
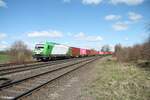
0;58;80;76
0;61;37;67
0;57;99;100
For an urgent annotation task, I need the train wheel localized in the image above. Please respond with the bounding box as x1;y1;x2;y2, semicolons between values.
36;58;41;61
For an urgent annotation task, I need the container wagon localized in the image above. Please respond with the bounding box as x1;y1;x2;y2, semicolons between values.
71;47;80;57
80;48;87;57
86;49;91;56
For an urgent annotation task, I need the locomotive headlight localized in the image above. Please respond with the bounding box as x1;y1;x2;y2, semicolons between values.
34;50;42;54
36;51;41;54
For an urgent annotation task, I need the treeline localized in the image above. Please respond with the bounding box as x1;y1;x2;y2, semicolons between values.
7;41;32;63
0;41;32;63
115;36;150;62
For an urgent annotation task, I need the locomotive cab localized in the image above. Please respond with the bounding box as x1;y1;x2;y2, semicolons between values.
33;44;47;60
33;42;54;61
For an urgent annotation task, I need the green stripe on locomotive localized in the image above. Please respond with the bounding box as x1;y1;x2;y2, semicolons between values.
43;42;55;57
66;47;72;56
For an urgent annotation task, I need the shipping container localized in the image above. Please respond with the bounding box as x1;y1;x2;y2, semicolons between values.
86;49;91;56
71;47;80;57
99;51;104;55
104;52;113;55
89;50;97;56
96;51;99;55
80;48;87;56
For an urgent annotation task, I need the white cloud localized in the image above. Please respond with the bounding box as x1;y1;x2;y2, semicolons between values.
1;41;8;44
82;0;102;5
62;0;144;6
112;22;128;31
74;32;103;42
0;44;7;50
128;12;143;22
0;33;7;50
105;14;121;21
0;33;7;40
0;0;7;7
0;41;8;50
109;0;144;5
63;0;71;3
27;30;63;38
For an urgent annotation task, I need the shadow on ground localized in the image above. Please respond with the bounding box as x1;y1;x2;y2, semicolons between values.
137;61;150;71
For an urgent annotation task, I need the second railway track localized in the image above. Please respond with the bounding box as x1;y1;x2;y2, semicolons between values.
0;58;82;76
0;56;99;100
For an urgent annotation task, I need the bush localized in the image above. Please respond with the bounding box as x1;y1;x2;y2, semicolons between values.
142;37;150;60
115;35;150;62
8;41;32;63
115;23;150;63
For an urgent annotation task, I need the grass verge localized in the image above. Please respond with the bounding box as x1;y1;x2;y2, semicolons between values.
83;57;150;100
0;54;11;63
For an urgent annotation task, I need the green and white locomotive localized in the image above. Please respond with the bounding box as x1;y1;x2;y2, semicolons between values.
33;42;72;61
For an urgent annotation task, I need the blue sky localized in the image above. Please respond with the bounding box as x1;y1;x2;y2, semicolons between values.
0;0;150;51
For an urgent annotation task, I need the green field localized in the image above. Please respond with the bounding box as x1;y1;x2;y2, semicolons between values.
83;57;150;100
0;54;11;63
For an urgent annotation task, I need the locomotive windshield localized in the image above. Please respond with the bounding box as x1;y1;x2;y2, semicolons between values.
35;44;44;49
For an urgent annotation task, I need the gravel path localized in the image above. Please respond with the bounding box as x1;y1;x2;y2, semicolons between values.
23;57;107;100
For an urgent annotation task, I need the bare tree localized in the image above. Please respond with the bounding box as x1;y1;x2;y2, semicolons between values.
142;23;150;60
115;44;143;62
8;41;32;63
101;45;110;52
114;23;150;63
115;44;127;62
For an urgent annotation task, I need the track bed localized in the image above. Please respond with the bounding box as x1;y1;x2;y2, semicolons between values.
0;57;99;100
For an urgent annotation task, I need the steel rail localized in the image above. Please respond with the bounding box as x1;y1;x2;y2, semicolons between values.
0;58;80;76
13;58;98;100
0;57;96;89
0;61;37;67
0;58;75;68
0;57;99;100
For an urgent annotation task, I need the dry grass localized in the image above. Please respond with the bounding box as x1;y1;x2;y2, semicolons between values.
83;58;150;100
0;54;11;63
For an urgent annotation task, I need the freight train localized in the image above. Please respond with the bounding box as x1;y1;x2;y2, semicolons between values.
33;42;112;61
